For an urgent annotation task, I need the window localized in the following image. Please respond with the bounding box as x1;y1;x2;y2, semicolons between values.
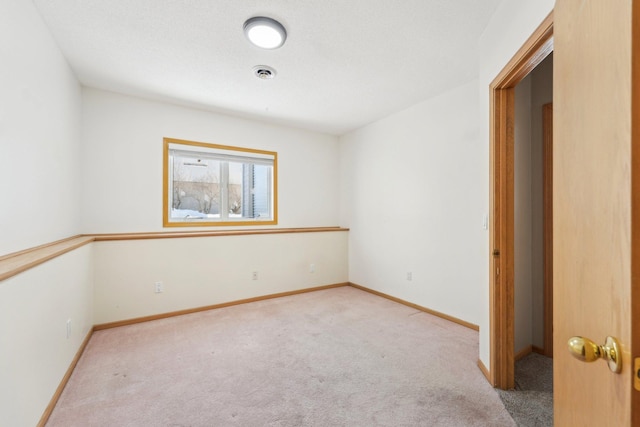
163;138;277;227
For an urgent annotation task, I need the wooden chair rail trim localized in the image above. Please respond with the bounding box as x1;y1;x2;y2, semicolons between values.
0;236;95;282
349;282;480;331
0;227;349;283
0;235;86;262
90;226;348;241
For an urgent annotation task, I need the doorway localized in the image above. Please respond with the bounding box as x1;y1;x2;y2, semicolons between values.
513;55;553;363
490;2;639;423
495;54;555;426
488;13;553;390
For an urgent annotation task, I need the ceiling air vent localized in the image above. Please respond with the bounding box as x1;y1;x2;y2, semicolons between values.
253;65;276;80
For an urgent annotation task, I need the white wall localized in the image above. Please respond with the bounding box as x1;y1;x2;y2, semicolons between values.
477;0;555;367
339;0;555;369
0;0;82;256
94;232;348;324
0;246;94;427
79;87;347;336
80;88;346;325
339;80;486;326
514;75;533;353
0;2;93;426
80;89;340;233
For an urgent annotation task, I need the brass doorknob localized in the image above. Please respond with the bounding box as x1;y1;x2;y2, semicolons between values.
567;336;622;373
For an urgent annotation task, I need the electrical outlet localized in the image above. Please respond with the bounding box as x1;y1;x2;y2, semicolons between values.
252;271;258;280
66;319;71;339
155;281;163;293
309;263;315;273
407;272;413;281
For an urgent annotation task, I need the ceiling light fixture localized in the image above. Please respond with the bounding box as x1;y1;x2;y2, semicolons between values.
243;16;287;49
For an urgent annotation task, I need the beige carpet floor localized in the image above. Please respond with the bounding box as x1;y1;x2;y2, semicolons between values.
46;286;515;426
498;353;553;426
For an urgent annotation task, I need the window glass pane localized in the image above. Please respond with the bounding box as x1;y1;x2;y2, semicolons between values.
252;164;272;219
228;161;243;218
229;162;272;220
171;155;221;219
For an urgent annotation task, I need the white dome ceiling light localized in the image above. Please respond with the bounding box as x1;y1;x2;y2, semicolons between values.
243;16;287;49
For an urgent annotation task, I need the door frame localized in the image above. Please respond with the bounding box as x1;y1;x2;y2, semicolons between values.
542;103;553;357
488;12;554;389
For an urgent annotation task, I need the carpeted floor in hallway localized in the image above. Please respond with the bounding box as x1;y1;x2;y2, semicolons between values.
46;286;515;426
498;353;553;426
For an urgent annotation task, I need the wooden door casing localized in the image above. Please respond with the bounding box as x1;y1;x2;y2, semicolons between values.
488;13;553;390
542;103;553;358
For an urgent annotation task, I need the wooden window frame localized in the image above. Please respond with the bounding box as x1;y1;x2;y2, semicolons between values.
163;137;278;227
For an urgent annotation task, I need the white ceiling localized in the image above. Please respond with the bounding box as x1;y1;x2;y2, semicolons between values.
33;0;501;135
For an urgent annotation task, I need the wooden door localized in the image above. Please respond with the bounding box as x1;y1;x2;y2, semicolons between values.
554;0;639;425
